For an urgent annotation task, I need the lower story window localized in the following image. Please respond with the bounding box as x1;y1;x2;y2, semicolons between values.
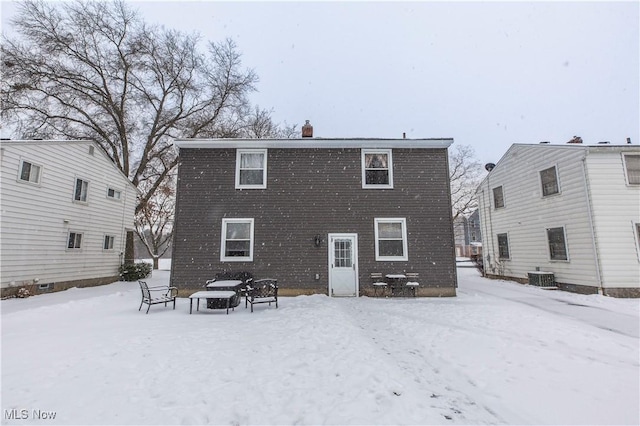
221;218;254;262
374;218;408;261
497;233;510;259
547;227;568;261
104;235;115;250
67;232;83;249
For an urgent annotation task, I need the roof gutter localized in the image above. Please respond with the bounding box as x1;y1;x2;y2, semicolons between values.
173;138;454;151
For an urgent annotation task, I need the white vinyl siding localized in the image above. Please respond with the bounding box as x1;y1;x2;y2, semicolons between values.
235;149;267;189
374;218;408;261
362;149;393;188
586;151;640;288
0;141;136;289
221;218;254;262
476;145;598;287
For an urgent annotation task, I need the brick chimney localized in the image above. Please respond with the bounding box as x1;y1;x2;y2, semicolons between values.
302;120;313;138
567;136;583;144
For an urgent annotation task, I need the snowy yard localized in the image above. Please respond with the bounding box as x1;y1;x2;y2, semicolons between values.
1;262;638;425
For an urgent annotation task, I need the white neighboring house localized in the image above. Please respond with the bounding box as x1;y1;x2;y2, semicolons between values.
476;142;640;297
1;140;137;297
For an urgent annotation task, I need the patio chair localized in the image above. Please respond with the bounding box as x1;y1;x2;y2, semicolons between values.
371;272;388;297
405;272;420;297
245;278;278;312
138;281;177;314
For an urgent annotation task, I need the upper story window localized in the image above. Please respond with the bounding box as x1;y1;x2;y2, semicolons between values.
540;166;560;196
497;233;510;259
634;223;640;262
107;187;121;200
374;218;408;261
18;160;42;184
547;226;568;261
493;186;505;209
221;218;254;262
362;149;393;189
74;178;89;202
236;149;267;189
67;232;83;249
623;154;640;185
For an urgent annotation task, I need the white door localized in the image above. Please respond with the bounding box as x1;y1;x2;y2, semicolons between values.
328;234;359;297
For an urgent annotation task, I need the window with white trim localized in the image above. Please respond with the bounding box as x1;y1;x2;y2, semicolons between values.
374;218;408;261
236;149;267;189
362;149;393;188
547;227;568;261
221;218;254;261
623;154;640;185
634;222;640;261
104;235;115;250
67;232;83;249
497;233;510;259
18;160;42;184
74;178;89;202
107;187;121;200
540;166;560;196
493;186;505;209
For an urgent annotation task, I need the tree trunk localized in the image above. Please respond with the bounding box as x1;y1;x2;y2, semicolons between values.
153;256;159;270
125;231;135;265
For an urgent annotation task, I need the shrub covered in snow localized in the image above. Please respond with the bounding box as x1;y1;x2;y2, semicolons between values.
119;262;152;281
16;287;31;298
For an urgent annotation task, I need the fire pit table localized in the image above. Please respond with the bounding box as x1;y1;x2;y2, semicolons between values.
204;280;244;309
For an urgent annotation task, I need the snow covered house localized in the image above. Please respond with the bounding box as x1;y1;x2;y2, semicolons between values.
0;140;137;297
476;141;640;297
171;127;457;297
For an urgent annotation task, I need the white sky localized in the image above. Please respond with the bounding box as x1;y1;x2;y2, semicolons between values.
2;1;639;165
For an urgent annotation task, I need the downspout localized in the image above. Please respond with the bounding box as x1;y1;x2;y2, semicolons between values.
581;154;604;295
485;173;496;276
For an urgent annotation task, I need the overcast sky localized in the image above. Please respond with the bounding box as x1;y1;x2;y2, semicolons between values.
2;1;639;165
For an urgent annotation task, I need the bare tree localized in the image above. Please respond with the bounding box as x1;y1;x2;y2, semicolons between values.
449;144;483;221
240;106;298;139
135;174;175;270
1;0;258;218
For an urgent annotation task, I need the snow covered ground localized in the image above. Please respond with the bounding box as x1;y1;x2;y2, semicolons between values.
1;260;638;425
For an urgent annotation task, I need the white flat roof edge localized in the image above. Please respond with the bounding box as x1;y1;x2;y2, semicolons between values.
174;138;454;150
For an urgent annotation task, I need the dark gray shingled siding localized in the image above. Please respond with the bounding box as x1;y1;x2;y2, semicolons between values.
171;147;457;294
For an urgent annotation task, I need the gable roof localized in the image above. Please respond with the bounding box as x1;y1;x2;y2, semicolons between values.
173;137;454;151
478;143;640;189
1;139;138;191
